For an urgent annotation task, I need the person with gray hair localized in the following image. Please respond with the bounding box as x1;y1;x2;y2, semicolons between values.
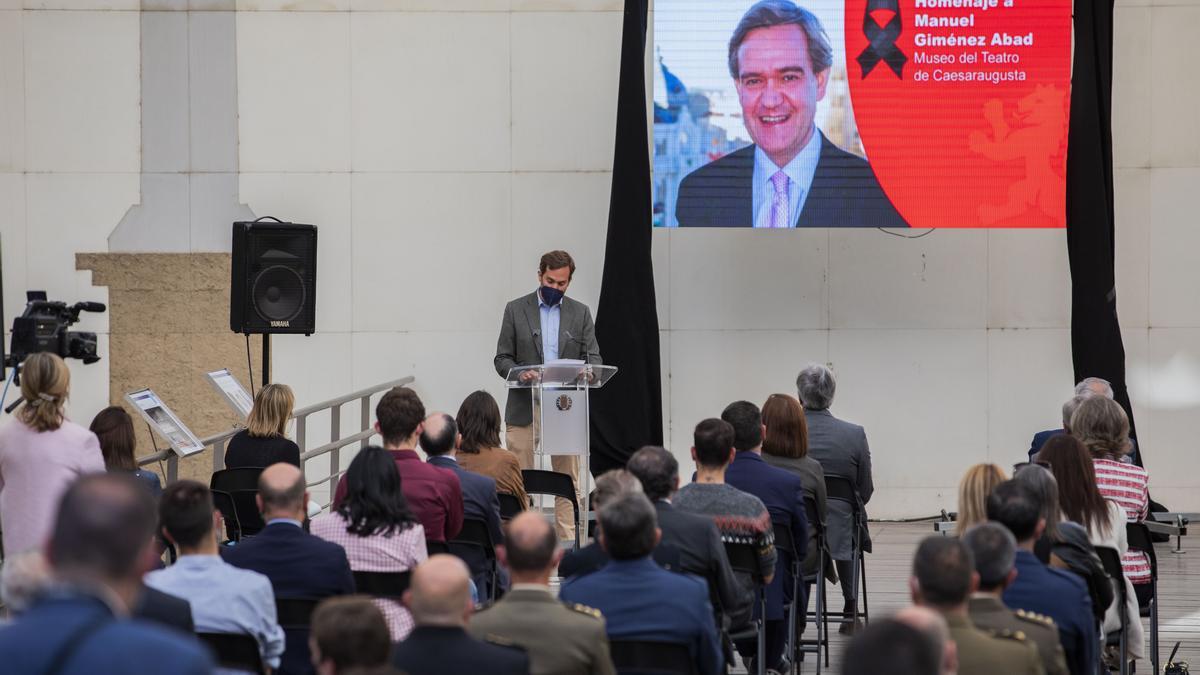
964;523;1069;675
797;362;874;631
1027;375;1137;461
391;555;529;675
674;0;905;229
560;493;723;675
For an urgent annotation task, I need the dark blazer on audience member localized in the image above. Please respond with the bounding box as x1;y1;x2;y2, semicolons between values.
804;408;873;559
724;451;808;621
133;585;194;635
655;499;752;626
558;540;682;578
1028;429;1065;460
222;519;355;675
392;625;530;675
1003;549;1097;675
224;430;302;469
427;454;505;596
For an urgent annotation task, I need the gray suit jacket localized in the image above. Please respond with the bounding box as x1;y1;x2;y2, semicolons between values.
804;408;873;560
494;291;602;427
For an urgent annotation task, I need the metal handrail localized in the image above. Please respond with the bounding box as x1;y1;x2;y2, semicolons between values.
137;376;415;498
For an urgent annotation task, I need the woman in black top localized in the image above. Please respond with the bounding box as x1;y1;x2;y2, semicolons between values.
90;406;163;498
225;383;301;468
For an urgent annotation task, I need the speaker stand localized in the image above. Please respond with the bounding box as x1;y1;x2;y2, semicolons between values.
262;333;271;388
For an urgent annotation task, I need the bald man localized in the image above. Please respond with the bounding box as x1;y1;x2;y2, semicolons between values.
222;463;355;675
392;555;530;675
470;512;613;675
895;606;958;675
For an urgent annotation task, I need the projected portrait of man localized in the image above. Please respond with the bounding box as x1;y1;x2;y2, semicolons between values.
675;0;907;228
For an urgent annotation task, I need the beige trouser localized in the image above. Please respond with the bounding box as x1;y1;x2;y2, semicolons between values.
506;423;581;542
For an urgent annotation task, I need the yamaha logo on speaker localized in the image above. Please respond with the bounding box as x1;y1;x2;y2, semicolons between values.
270;320;290;328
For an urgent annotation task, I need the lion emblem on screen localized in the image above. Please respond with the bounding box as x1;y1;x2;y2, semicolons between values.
555;395;573;412
968;84;1067;225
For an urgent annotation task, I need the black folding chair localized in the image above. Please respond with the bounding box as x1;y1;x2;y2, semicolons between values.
724;542;767;675
797;494;828;673
609;639;699;675
274;597;320;630
426;540;450;555
773;522;804;675
1096;546;1130;675
498;492;526;520
211;490;243;543
521;469;580;548
353;570;412;599
210;467;267;539
1126;522;1159;675
824;475;869;630
196;632;265;674
449;517;500;601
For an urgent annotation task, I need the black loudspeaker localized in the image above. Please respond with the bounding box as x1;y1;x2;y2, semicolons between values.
230;218;317;335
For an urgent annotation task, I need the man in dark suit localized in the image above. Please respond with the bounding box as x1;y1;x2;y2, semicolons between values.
626;445;752;627
989;481;1097;675
559;492;723;675
721;400;809;672
0;474;213;675
223;462;355;675
421;412;506;598
1028;378;1140;463
674;0;905;229
392;554;530;675
494;249;602;542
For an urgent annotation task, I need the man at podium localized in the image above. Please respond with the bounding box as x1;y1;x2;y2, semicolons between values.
495;250;602;542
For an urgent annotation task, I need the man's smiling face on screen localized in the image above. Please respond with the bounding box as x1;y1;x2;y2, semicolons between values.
735;23;829;168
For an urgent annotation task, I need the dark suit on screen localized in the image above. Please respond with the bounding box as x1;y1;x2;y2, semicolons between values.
428;454;505;597
392;625;530;675
674;133;907;228
222;520;355;675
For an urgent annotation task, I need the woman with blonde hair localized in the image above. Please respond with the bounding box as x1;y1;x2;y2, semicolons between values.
225;383;301;468
0;352;104;554
956;463;1006;532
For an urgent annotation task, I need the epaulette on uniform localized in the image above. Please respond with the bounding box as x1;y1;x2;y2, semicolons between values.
564;602;603;620
986;627;1029;643
1015;608;1057;628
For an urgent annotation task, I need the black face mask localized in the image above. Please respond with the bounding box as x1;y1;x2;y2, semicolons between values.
540;285;564;307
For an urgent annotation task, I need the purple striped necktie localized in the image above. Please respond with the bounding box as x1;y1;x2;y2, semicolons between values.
768;170;790;228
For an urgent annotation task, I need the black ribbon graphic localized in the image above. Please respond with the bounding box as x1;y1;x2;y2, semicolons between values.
857;0;907;78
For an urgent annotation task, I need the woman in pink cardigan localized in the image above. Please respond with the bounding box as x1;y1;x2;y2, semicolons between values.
0;353;104;555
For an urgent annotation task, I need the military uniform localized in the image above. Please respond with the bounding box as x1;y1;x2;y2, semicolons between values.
945;613;1045;675
969;596;1069;675
468;585;616;675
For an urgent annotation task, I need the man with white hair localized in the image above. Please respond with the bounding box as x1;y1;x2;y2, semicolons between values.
796;363;873;632
1027;377;1139;461
391;555;529;675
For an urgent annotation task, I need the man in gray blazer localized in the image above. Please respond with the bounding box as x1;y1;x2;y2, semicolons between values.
494;250;601;541
797;363;873;632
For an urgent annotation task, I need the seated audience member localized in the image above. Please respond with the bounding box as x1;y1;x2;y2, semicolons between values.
841;617;944;675
675;420;777;617
311;446;427;640
0;550;52;617
470;511;614;675
988;480;1096;675
0;352;104;556
909;536;1042;675
132;584;195;636
420;413;505;597
559;493;722;675
146;479;285;670
223;463;355;674
454;390;528;506
626;445;750;626
90;406;162;497
558;469;681;577
1071;396;1152;605
226;383;302;469
1028;377;1112;458
0;473;212;674
721;401;808;669
957;464;1006;533
310;596;392;675
391;555;529;675
963;522;1069;675
333;387;463;543
796;364;872;629
893;606;958;675
760;393;828;579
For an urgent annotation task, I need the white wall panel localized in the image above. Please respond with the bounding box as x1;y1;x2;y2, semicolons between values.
1150;7;1200;167
0;11;24;172
1114;168;1151;328
1148;168;1200;326
986;328;1073;462
987;229;1071;328
0;173;27;323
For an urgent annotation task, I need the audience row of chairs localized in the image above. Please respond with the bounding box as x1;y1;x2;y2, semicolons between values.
1097;521;1160;675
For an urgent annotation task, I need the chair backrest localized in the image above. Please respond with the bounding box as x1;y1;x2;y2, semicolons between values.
773;522;797;557
498;493;525;520
230;490;266;537
1125;522;1158;577
196;632;265;674
803;493;823;538
723;541;766;584
609;639;698;675
275;597;320;629
212;490;242;542
353;570;412;599
824;475;861;511
449;518;497;561
521;469;578;508
1094;546;1128;604
426;539;450;555
210;467;266;493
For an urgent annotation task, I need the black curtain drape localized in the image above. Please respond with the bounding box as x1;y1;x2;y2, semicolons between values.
1064;0;1139;454
590;0;660;476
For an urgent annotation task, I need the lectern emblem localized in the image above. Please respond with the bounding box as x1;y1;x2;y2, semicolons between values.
555;395;573;411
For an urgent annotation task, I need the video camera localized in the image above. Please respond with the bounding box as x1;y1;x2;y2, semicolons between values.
5;291;106;369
